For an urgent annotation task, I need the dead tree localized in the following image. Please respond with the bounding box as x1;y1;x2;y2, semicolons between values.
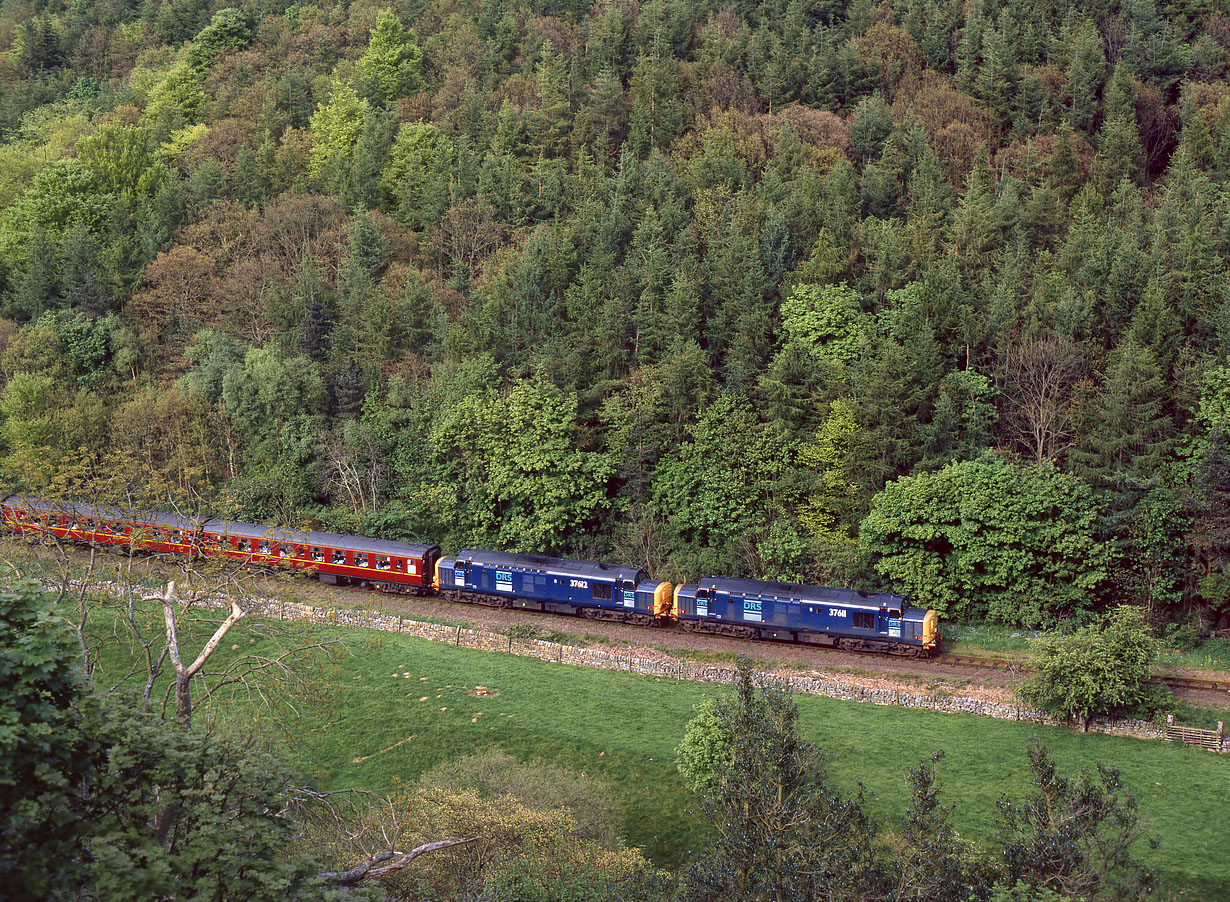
999;335;1086;466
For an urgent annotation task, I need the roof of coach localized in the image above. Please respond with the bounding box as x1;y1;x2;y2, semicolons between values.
451;549;648;582
199;521;438;557
2;495;437;558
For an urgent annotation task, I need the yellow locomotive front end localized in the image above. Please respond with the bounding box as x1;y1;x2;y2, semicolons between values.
654;581;675;622
921;609;941;652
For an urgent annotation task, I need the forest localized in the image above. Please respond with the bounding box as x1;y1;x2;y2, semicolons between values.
1;0;1229;632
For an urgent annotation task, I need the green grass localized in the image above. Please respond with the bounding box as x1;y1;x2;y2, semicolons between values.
103;613;1227;901
1154;636;1230;675
941;621;1044;656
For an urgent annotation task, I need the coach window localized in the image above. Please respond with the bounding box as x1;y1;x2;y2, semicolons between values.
853;612;875;629
592;583;612;600
390;558;404;572
259;541;270;555
331;549;346;565
375;556;390;570
354;553;368;568
311;547;325;562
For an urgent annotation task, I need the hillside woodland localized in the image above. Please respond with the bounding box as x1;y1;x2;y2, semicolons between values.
2;0;1230;631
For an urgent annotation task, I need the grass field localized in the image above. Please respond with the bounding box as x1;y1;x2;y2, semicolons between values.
122;613;1230;902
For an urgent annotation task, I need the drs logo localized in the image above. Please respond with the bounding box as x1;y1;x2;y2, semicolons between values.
743;599;763;623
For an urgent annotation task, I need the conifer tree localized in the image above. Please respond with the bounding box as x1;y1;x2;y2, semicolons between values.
1070;339;1174;525
679;660;882;902
360;9;423;105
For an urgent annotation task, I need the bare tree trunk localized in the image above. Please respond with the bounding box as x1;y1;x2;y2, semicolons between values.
156;580;246;726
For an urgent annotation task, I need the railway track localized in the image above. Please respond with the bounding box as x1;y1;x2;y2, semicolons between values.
1157;674;1230;692
439;590;1230;690
933;654;1029;672
933;653;1230;692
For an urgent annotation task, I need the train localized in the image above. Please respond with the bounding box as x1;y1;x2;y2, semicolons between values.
0;494;941;657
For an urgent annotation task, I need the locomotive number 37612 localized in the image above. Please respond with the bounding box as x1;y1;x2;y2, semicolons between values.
569;579;589;589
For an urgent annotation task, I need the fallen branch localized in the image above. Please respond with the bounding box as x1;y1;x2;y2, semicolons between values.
324;837;480;885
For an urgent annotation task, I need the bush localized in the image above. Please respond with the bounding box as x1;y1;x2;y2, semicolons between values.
1019;606;1170;727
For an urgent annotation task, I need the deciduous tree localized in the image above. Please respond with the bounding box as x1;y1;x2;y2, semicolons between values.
1019;606;1169;728
860;452;1109;625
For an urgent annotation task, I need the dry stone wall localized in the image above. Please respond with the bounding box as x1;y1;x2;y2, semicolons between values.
245;598;1221;749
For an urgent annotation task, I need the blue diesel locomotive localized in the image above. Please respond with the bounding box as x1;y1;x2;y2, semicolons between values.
436;549;674;626
674;577;939;655
434;551;939;656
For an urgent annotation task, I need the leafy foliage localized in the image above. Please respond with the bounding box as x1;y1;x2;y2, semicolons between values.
0;582;353;901
679;660;882;901
1020;606;1170;725
860;453;1110;625
0;0;1227;635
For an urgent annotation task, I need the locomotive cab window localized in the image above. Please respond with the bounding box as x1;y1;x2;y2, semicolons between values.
592;583;612;600
853;612;875;629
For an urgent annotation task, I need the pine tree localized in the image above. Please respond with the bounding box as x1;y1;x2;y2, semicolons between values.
679;660;881;902
533;42;572;159
10;232;58;321
57;222;107;314
1047;121;1083;203
1069;339;1174;519
359;9;423;105
1094;68;1145;192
